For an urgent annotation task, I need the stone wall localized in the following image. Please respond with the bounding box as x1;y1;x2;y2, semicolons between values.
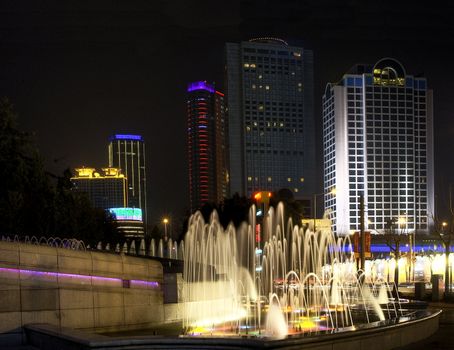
0;241;164;345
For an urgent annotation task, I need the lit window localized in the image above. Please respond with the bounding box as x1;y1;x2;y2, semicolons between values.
250;63;256;68
248;176;252;182
244;63;250;68
267;177;272;182
252;84;256;89
258;75;263;79
287;177;292;182
298;83;302;87
265;85;270;90
294;188;299;193
258;105;264;111
300;177;305;182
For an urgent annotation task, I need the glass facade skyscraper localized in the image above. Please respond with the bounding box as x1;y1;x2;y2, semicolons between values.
225;38;316;199
322;58;434;235
108;134;147;228
187;81;227;212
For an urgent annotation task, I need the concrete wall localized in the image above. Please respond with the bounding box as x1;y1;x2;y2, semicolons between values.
0;241;164;345
23;310;441;350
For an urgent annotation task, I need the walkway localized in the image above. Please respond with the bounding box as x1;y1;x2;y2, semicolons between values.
396;302;454;349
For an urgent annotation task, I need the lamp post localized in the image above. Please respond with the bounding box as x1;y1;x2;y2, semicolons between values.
441;221;452;295
359;193;365;272
163;217;169;241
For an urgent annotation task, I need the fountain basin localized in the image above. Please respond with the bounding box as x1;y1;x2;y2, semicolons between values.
24;309;440;350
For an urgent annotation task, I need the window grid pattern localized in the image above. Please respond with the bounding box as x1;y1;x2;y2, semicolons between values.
323;65;430;234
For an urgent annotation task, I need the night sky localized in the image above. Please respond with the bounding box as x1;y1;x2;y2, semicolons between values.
1;1;454;230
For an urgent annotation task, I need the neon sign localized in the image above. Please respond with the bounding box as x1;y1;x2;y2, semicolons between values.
109;207;143;221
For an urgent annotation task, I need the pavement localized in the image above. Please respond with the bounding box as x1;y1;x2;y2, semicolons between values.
396;301;454;350
3;301;454;350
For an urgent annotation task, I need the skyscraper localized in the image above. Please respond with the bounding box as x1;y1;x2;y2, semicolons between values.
71;167;127;209
187;81;227;212
225;38;315;199
108;134;147;227
322;58;434;235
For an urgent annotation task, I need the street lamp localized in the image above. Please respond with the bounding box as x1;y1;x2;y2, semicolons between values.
163;217;169;241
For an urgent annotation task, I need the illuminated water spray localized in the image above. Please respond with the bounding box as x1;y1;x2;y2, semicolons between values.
182;203;393;338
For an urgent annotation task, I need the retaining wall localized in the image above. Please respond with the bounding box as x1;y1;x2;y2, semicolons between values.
0;241;164;345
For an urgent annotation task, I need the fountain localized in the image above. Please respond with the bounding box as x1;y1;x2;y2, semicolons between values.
182;203;402;339
8;204;440;349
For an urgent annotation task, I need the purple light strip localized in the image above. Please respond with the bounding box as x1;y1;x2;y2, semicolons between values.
111;134;143;141
131;279;159;288
187;81;215;93
0;267;159;288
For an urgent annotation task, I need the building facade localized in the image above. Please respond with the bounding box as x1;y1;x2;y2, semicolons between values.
71;167;127;209
108;134;147;227
109;207;145;238
225;38;316;199
187;81;228;212
322;58;434;235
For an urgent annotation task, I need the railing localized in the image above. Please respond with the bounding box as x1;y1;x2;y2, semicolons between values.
0;235;184;260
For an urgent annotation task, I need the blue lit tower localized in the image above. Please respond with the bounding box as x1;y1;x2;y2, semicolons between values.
322;58;434;235
187;81;227;212
108;134;148;227
225;38;316;199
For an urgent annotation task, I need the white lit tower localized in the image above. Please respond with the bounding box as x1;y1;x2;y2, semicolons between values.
322;58;434;235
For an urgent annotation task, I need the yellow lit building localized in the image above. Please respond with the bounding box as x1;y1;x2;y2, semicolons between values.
71;167;127;209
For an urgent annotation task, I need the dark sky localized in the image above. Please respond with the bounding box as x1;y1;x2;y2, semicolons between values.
1;0;454;228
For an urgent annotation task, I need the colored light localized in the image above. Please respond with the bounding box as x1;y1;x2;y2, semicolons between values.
187;81;215;93
111;134;143;141
0;267;159;288
109;207;143;221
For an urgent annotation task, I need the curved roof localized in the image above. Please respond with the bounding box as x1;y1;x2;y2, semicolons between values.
249;37;288;46
373;58;406;78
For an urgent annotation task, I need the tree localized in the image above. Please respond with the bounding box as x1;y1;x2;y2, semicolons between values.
53;168;120;246
383;217;409;288
0;98;120;245
269;188;305;226
218;193;253;228
432;186;454;296
0;98;54;237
